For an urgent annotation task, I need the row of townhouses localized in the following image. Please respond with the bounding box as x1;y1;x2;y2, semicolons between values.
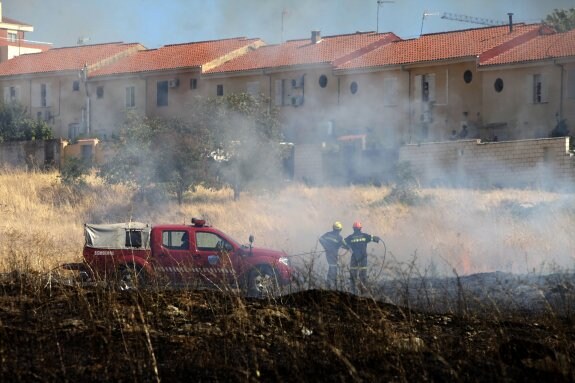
1;4;575;186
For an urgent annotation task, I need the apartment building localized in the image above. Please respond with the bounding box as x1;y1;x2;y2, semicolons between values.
203;31;400;144
478;28;575;140
0;42;146;138
0;16;573;183
334;23;556;146
87;37;265;139
0;1;50;62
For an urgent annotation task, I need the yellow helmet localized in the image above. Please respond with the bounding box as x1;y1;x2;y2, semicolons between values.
332;221;343;231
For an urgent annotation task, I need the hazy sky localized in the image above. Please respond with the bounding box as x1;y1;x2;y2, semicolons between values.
4;0;575;48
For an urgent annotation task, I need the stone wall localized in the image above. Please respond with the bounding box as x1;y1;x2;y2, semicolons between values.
398;137;575;190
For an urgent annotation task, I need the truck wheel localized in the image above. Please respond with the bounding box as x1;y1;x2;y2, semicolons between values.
247;266;279;298
117;264;146;290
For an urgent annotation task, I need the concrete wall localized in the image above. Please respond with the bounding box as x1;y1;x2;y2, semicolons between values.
398;137;575;190
0;139;63;169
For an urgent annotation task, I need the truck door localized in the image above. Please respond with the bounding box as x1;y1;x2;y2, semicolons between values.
153;229;199;286
192;231;236;287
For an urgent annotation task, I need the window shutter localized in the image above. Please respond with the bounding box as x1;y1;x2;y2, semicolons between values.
31;83;40;107
45;84;52;107
14;86;20;102
527;75;534;104
3;87;9;103
274;79;282;106
568;70;575;99
414;74;422;103
383;78;398;106
540;74;549;103
427;73;436;103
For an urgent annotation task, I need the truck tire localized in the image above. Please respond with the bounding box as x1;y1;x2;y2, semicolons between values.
246;265;279;298
117;264;146;290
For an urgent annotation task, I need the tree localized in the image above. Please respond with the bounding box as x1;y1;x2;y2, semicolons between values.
544;8;575;32
98;93;283;204
0;102;52;142
210;93;284;200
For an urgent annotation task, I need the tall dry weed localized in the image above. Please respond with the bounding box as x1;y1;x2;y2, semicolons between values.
0;168;573;278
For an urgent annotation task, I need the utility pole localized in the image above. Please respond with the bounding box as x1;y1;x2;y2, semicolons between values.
376;0;395;33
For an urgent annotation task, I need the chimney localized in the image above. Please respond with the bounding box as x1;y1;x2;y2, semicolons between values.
508;13;514;33
311;30;321;44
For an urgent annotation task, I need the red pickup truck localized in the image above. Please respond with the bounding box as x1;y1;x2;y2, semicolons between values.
68;218;295;296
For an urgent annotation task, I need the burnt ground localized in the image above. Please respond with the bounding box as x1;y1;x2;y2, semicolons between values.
0;272;574;382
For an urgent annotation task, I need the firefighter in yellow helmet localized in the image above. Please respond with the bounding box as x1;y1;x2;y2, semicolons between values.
319;221;347;288
344;221;380;294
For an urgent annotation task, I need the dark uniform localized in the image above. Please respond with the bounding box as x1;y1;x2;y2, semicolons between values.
319;222;346;288
344;222;379;294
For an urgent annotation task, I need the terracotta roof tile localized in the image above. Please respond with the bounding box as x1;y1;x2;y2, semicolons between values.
335;24;547;70
206;32;401;74
89;37;264;77
0;42;145;77
480;28;575;66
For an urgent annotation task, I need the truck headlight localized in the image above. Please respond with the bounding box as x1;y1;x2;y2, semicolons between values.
279;257;290;267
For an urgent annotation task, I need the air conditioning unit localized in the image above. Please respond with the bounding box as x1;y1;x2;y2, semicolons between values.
291;75;304;89
168;79;180;88
291;96;304;107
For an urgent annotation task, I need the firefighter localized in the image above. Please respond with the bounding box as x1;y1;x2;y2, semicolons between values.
344;221;380;294
319;221;347;289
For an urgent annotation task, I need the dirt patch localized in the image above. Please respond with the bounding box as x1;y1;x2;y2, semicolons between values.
0;274;574;382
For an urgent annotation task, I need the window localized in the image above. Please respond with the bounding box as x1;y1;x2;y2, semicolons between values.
157;81;168;106
532;74;547;103
383;78;399;106
274;79;286;106
319;75;328;88
3;86;19;103
422;74;435;102
350;81;358;94
96;86;104;99
125;230;143;248
196;232;227;251
463;70;473;84
7;32;17;43
216;84;224;96
73;81;80;91
41;84;47;107
494;78;504;93
125;86;135;108
31;83;50;107
162;231;188;250
246;81;260;97
190;78;198;90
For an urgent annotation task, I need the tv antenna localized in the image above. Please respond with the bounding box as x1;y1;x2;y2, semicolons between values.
376;0;395;33
420;11;507;35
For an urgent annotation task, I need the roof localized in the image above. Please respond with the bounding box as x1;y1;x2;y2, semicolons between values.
89;37;264;77
206;31;400;74
335;24;548;71
0;42;145;77
480;28;575;66
0;16;33;27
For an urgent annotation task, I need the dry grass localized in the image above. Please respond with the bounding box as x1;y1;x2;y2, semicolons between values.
1;168;574;278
